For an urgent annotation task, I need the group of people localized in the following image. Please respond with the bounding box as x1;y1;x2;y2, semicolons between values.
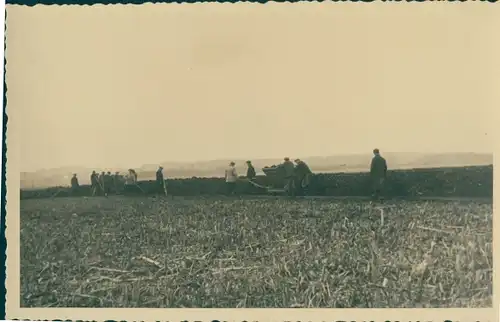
70;169;139;196
70;149;388;199
224;158;314;197
225;149;388;199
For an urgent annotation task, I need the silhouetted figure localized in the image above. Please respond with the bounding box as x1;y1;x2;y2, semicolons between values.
370;148;388;200
123;169;140;195
225;162;238;195
104;171;113;194
245;160;258;194
246;161;256;180
282;157;296;197
129;169;138;184
90;171;99;196
156;166;166;195
295;159;313;196
114;171;123;194
70;174;79;196
98;172;106;196
124;171;134;194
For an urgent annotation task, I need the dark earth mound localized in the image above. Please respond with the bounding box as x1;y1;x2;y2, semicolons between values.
20;165;493;200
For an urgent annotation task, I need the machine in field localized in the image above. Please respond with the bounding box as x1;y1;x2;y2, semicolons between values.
245;164;287;194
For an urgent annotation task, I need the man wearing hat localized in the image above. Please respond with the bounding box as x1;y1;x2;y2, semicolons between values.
370;148;388;200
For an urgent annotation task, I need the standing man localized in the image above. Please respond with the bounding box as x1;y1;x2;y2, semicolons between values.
98;171;106;196
105;171;113;195
370;148;388;201
246;160;256;180
225;162;238;195
114;171;123;194
295;159;313;196
90;171;99;196
128;169;138;184
282;157;296;197
124;169;140;195
124;170;134;195
245;160;257;194
156;166;166;196
70;174;80;196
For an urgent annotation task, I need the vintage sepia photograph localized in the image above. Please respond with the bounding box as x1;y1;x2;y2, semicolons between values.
4;2;496;316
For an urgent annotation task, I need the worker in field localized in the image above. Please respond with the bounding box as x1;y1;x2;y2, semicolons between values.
156;166;166;195
105;171;113;194
70;174;80;196
90;171;99;196
295;159;313;196
129;169;138;184
225;161;238;195
245;160;258;194
123;169;135;194
282;157;296;197
125;171;134;185
123;168;139;195
98;172;106;196
370;148;388;201
113;171;123;194
246;161;256;180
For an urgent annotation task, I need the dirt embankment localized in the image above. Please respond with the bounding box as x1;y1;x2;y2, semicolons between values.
20;165;493;199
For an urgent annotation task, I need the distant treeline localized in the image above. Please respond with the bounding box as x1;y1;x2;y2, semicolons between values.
20;165;493;200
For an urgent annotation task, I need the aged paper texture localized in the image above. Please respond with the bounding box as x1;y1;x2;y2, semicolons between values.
4;2;499;321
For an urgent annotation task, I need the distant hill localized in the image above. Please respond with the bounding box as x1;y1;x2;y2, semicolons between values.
20;152;493;189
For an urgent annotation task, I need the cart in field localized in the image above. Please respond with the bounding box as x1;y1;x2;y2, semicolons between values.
247;165;287;195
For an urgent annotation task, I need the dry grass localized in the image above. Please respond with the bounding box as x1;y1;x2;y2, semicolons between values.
20;196;492;308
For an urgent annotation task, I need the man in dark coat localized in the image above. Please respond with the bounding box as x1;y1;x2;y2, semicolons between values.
156;166;166;195
295;159;313;196
370;148;388;200
245;160;258;194
246;161;256;180
70;174;80;196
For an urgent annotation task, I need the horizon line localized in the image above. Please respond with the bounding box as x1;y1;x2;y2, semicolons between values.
20;151;493;173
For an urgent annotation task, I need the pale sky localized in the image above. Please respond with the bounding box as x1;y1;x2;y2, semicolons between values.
6;4;496;172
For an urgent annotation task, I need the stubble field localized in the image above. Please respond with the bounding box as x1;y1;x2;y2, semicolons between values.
20;196;493;308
